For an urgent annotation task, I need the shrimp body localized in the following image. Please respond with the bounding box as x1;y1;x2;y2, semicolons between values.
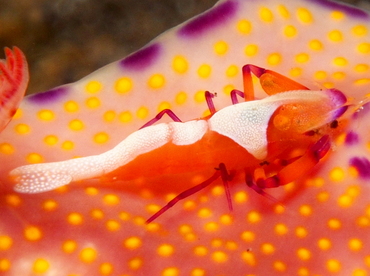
11;85;346;193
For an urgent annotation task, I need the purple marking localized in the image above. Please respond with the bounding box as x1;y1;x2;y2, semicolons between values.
119;43;160;70
349;157;370;179
308;0;369;18
178;1;237;37
327;88;347;106
345;131;359;146
27;86;69;104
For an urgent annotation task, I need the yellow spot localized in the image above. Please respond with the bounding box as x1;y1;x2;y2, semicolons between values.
128;257;143;270
297;248;311;261
225;65;238;77
357;43;370;54
328;30;343;42
267;53;282;66
352;25;368;36
309;39;323;51
0;236;12;250
5;194;21;207
295;53;309;63
353;269;367;276
157;244;174;257
212;251;228;263
234;191;248;203
274;223;288;235
86;97;101;108
198;208;212;218
106;220;120;231
124;237;142;250
61;141;74;150
62;240;78;253
220;214;233;225
162;267;179;276
204;222;219;231
148;74;165;89
290;67;302;77
328;218;341;230
15;123;30;134
179;224;193;234
175;91;187;105
69;119;84;131
241;231;255;242
197;64;212;78
333;71;346;80
194;90;206;103
85;80;102;93
295;226;308;238
299;205;312;216
37;110;55;121
237;19;252;34
284;25;297;37
24;226;42;241
247;211;261;223
157;101;171;112
191;268;205;276
214;41;228;55
119;111;133;123
42;199;58;211
136;106;149;119
80;247;97;263
115;77;133;94
337;194;354;208
261;243;275;255
100;262;114;275
333;57;348;66
33;258;50;273
193;246;208;256
13;108;22;119
90;209;104;219
357;216;370;227
93;132;109;144
0;259;11;271
348;238;363;251
278;5;290;19
103;110;116;122
318;238;331;250
172;55;188;74
241;251;256;266
211;185;224;196
314;70;327;80
326;259;341;272
330;167;345;182
259;7;273;22
44;135;58;146
64;100;79;112
244;44;259;56
103;194;120;205
67;212;83;225
297;8;313;24
331;11;345;20
273;261;287;272
226;241;238;250
0;143;14;154
26;153;43;164
211;239;222;247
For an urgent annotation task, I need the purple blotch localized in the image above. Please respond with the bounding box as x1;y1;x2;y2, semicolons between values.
349;157;370;179
178;1;237;37
353;102;370;120
345;131;359;146
119;43;160;70
27;86;69;104
308;0;368;18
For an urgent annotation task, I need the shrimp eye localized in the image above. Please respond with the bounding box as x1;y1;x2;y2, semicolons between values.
273;114;291;131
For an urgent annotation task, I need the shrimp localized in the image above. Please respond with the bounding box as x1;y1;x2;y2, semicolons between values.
10;64;348;222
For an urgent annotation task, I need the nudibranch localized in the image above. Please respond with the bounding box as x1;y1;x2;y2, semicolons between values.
1;0;370;275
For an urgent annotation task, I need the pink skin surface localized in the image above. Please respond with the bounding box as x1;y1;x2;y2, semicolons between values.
1;0;370;275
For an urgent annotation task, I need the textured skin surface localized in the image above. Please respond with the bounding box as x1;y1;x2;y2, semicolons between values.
1;0;370;275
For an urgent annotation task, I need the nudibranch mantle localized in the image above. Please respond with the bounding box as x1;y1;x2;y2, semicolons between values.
1;0;370;275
